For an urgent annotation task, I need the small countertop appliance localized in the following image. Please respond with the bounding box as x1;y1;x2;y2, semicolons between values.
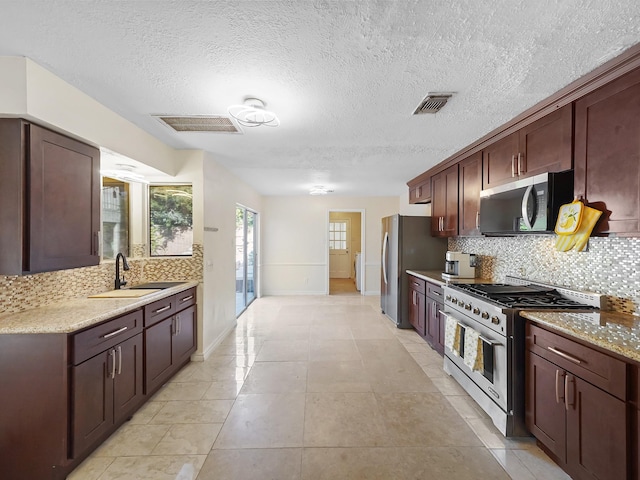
442;251;476;279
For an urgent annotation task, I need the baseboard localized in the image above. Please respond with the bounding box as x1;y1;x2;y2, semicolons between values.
261;290;327;296
190;320;238;362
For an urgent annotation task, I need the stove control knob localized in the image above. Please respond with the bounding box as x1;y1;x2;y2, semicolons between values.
445;295;451;301
491;316;500;325
473;307;480;315
464;303;472;311
451;298;458;305
481;312;489;319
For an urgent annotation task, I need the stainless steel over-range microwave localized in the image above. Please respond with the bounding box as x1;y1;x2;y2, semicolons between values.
479;171;574;235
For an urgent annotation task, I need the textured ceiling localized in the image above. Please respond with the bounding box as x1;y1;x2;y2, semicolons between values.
1;1;640;196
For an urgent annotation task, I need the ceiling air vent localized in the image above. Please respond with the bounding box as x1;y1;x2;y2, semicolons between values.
154;115;241;133
413;93;453;115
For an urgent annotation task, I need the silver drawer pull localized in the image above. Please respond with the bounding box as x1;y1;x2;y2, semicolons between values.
431;290;442;296
102;326;128;339
154;305;171;314
547;346;582;364
180;295;194;302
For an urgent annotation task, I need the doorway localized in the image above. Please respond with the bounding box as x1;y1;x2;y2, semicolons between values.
236;205;257;316
328;210;364;295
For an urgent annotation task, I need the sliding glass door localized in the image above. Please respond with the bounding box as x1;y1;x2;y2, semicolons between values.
236;205;257;316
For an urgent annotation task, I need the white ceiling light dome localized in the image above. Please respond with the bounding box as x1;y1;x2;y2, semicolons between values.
228;97;280;128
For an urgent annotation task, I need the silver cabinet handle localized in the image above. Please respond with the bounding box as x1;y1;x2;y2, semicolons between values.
517;153;524;175
102;326;128;339
180;295;194;302
412;290;416;305
154;305;171;314
431;290;442;297
511;155;516;177
109;349;116;379
177;316;181;335
565;374;573;411
555;369;563;404
117;346;122;375
547;346;582;364
476;211;480;229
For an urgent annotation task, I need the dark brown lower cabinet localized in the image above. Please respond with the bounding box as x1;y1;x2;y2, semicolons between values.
72;333;143;457
0;287;197;480
526;323;629;480
426;282;445;356
408;286;426;336
145;304;197;395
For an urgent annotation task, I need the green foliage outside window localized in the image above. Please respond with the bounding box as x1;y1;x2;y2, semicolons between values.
149;185;193;256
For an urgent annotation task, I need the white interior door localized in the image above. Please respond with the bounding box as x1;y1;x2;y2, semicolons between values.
329;219;350;278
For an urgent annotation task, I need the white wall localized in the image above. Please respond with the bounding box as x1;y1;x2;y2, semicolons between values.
200;151;263;358
261;196;398;296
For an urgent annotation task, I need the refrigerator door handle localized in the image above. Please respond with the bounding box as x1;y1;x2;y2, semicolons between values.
382;231;389;285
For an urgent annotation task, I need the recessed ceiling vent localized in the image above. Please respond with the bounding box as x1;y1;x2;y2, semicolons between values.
153;115;241;134
413;93;453;115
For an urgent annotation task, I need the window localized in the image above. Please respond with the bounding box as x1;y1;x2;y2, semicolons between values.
149;185;193;256
236;206;257;316
329;221;347;250
102;177;129;259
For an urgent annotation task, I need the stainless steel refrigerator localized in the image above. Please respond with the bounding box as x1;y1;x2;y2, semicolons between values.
380;215;448;328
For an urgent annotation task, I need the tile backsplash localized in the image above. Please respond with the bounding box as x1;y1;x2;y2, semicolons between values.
450;236;640;315
0;244;203;316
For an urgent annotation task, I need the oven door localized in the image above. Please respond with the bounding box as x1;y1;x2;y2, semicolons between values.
442;308;508;412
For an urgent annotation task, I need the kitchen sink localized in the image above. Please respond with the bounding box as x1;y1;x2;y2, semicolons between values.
129;281;188;290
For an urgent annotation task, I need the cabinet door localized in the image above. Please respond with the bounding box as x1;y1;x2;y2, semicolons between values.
408;289;425;336
431;165;458;237
426;298;443;355
565;374;627;480
575;67;640;234
144;316;174;394
72;350;114;458
518;104;572;178
482;133;519;189
409;180;431;204
173;306;197;367
113;334;144;424
525;352;567;463
27;124;100;273
458;152;482;236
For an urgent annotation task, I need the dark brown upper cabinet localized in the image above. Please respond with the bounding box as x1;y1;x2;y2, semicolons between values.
458;151;483;236
408;179;431;204
483;104;573;189
574;67;640;235
0;119;100;274
431;164;459;237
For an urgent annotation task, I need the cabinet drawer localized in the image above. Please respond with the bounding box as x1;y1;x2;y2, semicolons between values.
527;323;627;400
408;275;426;295
144;295;177;327
175;287;196;312
426;282;444;302
73;309;143;365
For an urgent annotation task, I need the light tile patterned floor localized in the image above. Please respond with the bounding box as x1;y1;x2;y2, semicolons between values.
69;294;570;480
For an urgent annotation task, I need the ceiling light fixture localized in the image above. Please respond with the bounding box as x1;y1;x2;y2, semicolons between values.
228;97;280;128
309;185;333;195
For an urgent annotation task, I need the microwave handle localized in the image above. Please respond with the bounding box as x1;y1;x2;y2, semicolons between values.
521;185;535;230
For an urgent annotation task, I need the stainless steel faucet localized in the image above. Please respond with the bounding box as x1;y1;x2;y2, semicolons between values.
115;252;130;289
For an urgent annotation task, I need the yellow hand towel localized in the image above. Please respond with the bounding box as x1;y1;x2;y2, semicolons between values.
463;327;484;372
555;205;602;252
444;313;462;356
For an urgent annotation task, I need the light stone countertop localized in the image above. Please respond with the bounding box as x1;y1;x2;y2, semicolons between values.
0;281;199;335
521;310;640;364
406;270;492;286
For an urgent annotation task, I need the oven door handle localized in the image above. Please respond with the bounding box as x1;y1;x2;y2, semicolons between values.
479;335;502;347
439;312;503;347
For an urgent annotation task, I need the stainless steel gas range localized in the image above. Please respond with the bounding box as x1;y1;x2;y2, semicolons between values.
442;276;603;437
